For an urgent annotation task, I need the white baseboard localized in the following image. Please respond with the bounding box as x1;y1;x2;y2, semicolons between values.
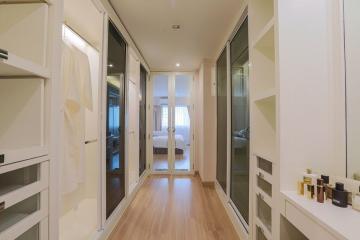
214;181;249;240
95;169;150;240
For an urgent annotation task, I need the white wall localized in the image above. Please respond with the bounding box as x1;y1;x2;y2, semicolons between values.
345;0;360;178
278;0;346;191
195;60;217;182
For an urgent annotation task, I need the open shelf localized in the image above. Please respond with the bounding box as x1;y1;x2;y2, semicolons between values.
0;3;48;66
253;88;276;103
0;78;47;165
253;18;275;61
0;53;50;78
250;0;274;40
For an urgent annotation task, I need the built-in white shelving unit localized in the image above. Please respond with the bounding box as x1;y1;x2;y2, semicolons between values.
0;53;50;78
249;0;278;239
0;0;60;239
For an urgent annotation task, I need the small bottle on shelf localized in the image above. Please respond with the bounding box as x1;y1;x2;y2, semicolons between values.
316;178;324;203
332;182;348;208
352;186;360;212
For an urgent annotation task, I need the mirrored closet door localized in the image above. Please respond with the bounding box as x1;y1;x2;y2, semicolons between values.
139;65;147;176
230;17;249;227
216;49;228;192
151;73;193;173
105;21;126;219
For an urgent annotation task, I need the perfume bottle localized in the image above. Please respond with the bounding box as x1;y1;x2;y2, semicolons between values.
352;186;360;211
316;179;324;203
321;175;333;200
306;184;315;199
332;182;348;208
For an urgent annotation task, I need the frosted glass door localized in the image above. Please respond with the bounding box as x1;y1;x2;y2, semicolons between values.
174;74;192;171
152;74;170;171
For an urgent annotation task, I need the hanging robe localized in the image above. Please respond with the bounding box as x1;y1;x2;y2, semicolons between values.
61;40;93;195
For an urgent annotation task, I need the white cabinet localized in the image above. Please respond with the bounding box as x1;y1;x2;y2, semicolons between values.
0;157;49;240
0;190;48;240
0;0;57;238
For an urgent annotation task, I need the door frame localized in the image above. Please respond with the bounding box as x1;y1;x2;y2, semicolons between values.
149;72;195;175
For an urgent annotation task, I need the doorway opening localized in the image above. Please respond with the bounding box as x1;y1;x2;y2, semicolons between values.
151;73;194;173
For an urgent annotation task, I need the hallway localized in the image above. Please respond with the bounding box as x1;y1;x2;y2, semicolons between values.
108;175;240;240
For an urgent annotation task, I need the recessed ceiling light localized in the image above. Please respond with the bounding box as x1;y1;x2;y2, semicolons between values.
176;63;180;67
172;25;181;30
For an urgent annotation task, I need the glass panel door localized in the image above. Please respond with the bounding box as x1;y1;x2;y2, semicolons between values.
230;18;249;225
216;49;228;192
174;74;192;171
139;65;147;176
152;74;170;171
106;21;126;218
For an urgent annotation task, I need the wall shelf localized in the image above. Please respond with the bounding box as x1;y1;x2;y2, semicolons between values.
253;88;276;103
0;53;50;78
282;191;360;240
253;18;275;61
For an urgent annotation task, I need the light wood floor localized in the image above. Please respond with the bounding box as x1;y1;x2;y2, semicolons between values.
108;175;240;240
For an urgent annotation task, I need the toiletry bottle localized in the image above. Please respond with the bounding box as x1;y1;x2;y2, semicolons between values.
321;175;333;200
303;176;312;197
306;184;315;199
332;182;348;208
297;181;304;195
352;186;360;212
316;179;324;203
304;169;317;185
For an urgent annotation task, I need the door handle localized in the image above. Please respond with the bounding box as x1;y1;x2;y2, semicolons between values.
172;127;176;133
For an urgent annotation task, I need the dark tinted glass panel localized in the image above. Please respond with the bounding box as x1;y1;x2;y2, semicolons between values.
106;21;126;218
230;18;249;224
216;48;228;192
139;65;147;176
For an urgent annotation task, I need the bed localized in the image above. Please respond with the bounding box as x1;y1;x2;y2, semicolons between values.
153;131;186;154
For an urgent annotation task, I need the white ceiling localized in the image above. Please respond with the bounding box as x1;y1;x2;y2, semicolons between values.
109;0;245;71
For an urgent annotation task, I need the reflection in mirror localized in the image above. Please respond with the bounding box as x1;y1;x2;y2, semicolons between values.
106;21;126;218
344;0;360;180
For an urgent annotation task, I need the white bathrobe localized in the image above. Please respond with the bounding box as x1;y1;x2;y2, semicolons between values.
61;41;93;195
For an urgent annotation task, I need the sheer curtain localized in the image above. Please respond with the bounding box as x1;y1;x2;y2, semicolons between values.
161;106;190;128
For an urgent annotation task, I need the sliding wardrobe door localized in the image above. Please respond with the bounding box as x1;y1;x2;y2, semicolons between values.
105;21;126;218
230;18;249;225
139;65;147;176
216;49;228;192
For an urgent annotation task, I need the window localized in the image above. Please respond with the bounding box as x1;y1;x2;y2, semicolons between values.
175;106;190;127
161;106;190;129
161;106;168;130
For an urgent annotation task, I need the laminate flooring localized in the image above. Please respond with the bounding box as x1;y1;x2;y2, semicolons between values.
108;175;240;240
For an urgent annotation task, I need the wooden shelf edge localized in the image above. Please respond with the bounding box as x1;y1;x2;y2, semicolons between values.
0;52;50;79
